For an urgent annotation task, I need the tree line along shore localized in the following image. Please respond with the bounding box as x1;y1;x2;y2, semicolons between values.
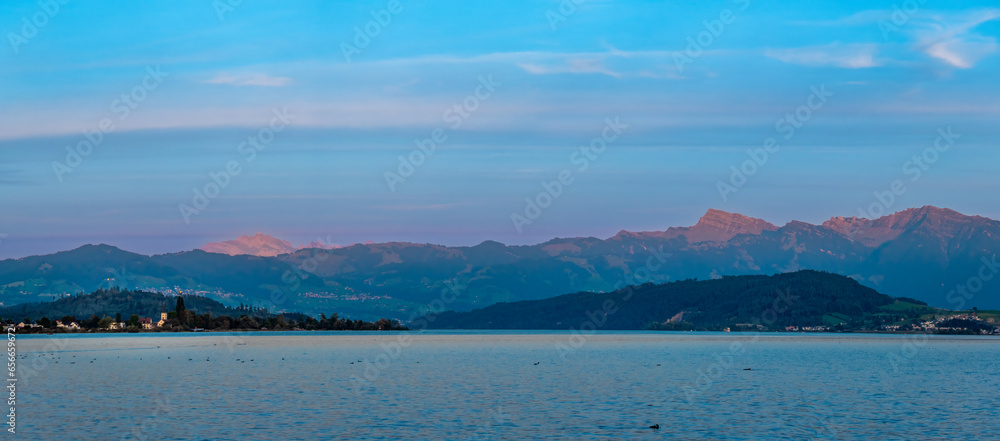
4;288;407;333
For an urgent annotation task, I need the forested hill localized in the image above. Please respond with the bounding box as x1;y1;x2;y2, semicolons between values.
0;288;266;322
423;270;900;330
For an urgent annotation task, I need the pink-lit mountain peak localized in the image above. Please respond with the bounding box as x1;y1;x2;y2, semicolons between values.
615;206;991;247
614;209;779;244
200;233;297;257
696;209;777;231
665;209;779;243
200;233;344;257
821;205;986;247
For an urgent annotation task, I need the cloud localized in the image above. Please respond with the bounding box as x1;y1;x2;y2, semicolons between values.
346;47;689;79
0;169;32;186
915;9;1000;68
204;73;293;87
765;43;881;68
924;38;997;68
507;45;709;78
518;58;622;77
790;8;1000;69
371;203;462;211
790;10;891;27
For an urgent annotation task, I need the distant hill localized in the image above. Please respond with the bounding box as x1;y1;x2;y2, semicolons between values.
423;271;902;330
0;288;262;322
1;206;998;319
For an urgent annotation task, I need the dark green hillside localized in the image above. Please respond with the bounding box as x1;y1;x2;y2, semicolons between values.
423;270;896;330
149;250;329;305
0;288;261;322
0;244;189;303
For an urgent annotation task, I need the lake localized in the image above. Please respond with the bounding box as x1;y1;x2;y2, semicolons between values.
16;331;1000;440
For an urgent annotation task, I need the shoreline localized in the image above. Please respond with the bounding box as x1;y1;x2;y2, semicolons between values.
13;328;999;337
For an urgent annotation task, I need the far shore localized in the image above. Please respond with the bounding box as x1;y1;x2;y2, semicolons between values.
13;328;998;336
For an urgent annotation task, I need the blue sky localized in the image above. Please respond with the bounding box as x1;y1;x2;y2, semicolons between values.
1;0;999;258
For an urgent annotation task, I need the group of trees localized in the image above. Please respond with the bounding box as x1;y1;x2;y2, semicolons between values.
295;313;400;331
5;289;406;333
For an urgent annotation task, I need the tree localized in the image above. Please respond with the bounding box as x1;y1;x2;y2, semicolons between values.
39;317;51;328
115;313;122;323
98;317;113;329
128;314;140;328
200;313;214;330
214;316;231;330
237;316;258;329
193;314;209;329
176;297;187;325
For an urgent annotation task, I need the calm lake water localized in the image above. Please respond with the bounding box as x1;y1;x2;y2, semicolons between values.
17;331;1000;440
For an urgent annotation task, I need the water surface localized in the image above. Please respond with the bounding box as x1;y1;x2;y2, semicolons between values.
18;331;1000;440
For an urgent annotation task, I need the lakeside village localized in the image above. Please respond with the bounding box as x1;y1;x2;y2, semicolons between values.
7;296;407;334
666;307;1000;335
766;310;999;335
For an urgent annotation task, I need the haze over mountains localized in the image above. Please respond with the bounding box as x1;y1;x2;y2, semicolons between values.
1;206;997;320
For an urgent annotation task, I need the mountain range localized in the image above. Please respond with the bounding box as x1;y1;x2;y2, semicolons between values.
1;206;996;320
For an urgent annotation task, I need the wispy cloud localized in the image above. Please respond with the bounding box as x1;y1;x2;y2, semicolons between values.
519;58;622;77
765;43;881;68
915;9;1000;68
384;78;420;92
204;73;293;87
227;195;360;200
372;203;462;211
350;48;689;79
790;10;892;27
924;38;997;68
797;8;1000;69
0;169;32;186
